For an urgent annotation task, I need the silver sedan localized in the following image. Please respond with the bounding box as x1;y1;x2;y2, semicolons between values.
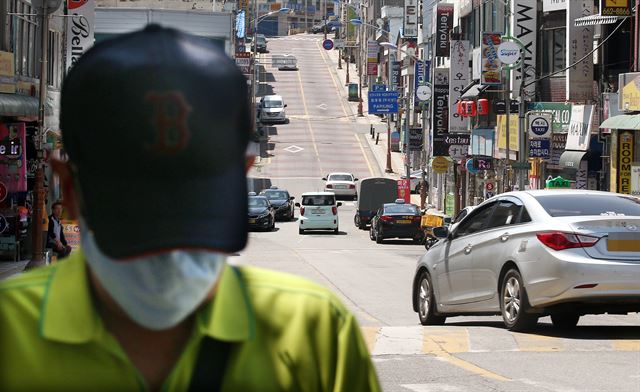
412;190;640;331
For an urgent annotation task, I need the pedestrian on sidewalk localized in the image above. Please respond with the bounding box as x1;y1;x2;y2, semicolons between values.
0;25;380;392
46;201;72;259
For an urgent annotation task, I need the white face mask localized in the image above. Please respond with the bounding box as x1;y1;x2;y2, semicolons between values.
80;221;226;330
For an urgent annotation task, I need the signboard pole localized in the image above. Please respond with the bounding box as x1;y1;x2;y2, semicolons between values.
517;59;528;190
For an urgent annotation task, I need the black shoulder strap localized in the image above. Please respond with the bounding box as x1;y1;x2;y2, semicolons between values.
187;337;232;392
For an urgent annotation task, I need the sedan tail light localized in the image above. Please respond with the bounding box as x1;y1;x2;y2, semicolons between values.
326;184;334;189
349;184;356;189
536;231;601;251
300;206;305;216
412;216;422;222
380;215;393;222
332;207;337;215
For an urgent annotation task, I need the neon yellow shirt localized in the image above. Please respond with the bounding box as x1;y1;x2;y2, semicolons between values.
0;252;380;391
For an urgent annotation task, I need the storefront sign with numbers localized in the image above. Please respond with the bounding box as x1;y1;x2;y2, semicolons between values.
432;68;449;135
601;0;631;16
449;40;470;133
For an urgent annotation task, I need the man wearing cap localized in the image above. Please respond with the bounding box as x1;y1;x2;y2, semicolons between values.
0;26;380;391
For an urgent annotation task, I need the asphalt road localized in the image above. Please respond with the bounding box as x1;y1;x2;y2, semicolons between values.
240;34;640;392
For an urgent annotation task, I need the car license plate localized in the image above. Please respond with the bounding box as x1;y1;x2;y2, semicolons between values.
249;219;256;224
607;232;640;251
396;219;412;224
335;185;346;189
312;208;325;214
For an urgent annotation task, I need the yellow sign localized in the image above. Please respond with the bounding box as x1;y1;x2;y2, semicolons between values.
621;76;640;111
618;131;634;194
432;156;449;173
496;114;519;151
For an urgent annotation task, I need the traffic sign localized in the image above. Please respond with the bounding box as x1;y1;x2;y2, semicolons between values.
322;39;334;50
432;156;449;173
528;112;552;139
368;91;399;114
371;84;387;92
333;39;345;49
485;182;495;191
415;84;432;101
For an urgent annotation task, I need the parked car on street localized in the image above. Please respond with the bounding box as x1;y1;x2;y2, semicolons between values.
323;172;358;199
260;186;295;221
354;177;398;229
247;192;275;231
271;54;298;71
310;21;335;34
252;34;267;53
412;189;640;331
370;199;423;244
258;95;288;124
296;192;342;234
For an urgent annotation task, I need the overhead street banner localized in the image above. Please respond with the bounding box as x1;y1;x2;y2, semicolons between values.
66;0;95;71
449;40;470;133
510;0;537;99
434;3;454;57
566;0;594;101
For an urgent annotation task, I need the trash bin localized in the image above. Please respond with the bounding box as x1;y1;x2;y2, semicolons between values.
348;83;359;102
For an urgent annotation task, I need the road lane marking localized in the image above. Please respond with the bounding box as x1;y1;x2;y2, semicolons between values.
361;326;380;353
612;340;640;351
421;328;509;382
355;134;375;177
511;332;564;352
296;69;322;173
316;40;352;121
423;327;469;353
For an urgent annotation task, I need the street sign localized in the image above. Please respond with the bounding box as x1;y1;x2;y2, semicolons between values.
416;84;432;101
485;182;495;191
512;161;532;170
235;52;251;74
368;91;399;114
333;39;345;49
529;139;551;159
473;157;493;170
432;156;449;173
371;84;387;92
528;112;552;139
322;39;334;50
497;41;521;65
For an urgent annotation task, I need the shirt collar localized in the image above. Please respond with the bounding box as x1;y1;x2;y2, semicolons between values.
196;263;256;342
41;253;255;344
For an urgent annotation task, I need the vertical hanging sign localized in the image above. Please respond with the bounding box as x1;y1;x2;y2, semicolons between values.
367;40;378;76
404;0;419;38
432;68;449;135
449;40;470;133
414;60;430;105
481;32;501;85
566;0;594;101
510;0;537;99
434;3;454;57
66;0;95;72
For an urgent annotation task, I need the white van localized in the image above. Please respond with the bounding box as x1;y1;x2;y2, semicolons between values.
295;192;342;234
258;95;287;124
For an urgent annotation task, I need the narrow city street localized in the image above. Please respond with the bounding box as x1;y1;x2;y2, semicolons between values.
239;34;640;392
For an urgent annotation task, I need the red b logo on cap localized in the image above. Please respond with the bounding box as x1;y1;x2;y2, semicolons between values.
146;91;192;155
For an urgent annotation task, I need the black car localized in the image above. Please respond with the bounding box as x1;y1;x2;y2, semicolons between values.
370;200;423;244
248;193;275;230
260;187;295;221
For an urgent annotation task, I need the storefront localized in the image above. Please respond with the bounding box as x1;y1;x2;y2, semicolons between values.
599;114;640;195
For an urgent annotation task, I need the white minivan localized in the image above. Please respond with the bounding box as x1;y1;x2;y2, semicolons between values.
295;192;342;234
258;95;287;124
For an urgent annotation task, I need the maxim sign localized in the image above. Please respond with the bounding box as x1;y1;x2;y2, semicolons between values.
66;0;95;71
510;0;537;98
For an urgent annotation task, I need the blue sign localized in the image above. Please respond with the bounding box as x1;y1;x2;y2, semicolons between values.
368;91;399;114
529;139;551;159
414;60;430;103
235;11;246;39
371;84;387;92
322;39;334;50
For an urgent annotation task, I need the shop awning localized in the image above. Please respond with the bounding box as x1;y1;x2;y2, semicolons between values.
574;15;623;27
599;113;640;130
559;150;587;170
0;93;53;117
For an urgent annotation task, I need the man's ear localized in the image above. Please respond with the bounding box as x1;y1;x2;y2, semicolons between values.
50;159;80;220
245;156;255;173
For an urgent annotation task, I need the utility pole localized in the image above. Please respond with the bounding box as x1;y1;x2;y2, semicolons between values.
386;49;394;173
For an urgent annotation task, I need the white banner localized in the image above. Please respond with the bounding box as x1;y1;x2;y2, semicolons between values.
510;0;537;99
565;104;593;151
66;0;95;72
404;0;418;38
566;0;594;101
449;41;470;133
422;0;436;41
543;0;566;11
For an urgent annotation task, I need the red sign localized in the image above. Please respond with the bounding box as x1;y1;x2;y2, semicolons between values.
0;182;6;203
235;52;251;75
397;179;410;203
485;182;494;191
367;63;378;76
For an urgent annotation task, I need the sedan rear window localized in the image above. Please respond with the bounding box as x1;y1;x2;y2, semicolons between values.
302;195;335;206
328;174;353;181
534;194;640;217
384;205;419;214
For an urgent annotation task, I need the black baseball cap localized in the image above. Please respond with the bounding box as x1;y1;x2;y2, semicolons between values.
61;25;251;259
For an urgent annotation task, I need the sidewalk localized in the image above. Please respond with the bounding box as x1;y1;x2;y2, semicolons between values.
0;260;28;280
322;43;422;205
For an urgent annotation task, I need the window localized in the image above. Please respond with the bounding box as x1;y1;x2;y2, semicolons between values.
534;194;640;217
302;195;335;206
384;204;419;214
454;202;496;237
486;200;529;229
47;30;61;88
9;0;38;78
542;27;566;75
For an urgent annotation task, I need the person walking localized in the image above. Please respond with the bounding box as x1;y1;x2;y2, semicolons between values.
0;25;380;391
47;201;72;259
